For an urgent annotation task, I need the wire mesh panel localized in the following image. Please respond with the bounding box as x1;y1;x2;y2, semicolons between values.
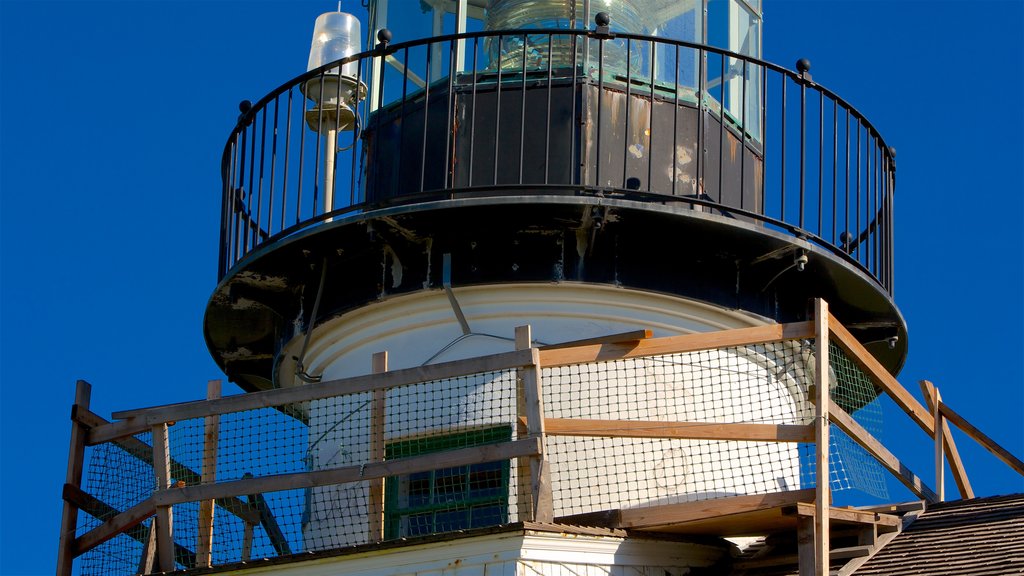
76;367;522;575
543;342;814;516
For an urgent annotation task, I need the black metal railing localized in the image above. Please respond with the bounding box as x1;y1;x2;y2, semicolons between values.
220;29;895;295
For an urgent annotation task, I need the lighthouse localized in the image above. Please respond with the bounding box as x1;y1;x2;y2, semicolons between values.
204;0;901;550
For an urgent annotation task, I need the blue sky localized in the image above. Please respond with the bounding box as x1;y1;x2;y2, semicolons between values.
1;1;1022;574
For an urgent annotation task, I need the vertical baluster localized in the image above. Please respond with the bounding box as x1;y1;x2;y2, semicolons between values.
519;33;528;185
671;44;680;196
647;40;655;192
622;38;632;189
544;34;554;185
493;34;504;186
469;39;478;186
268;95;279;236
281;88;292;230
718;55;725;204
740;59;747;210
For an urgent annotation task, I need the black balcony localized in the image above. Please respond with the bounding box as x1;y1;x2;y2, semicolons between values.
220;29;895;294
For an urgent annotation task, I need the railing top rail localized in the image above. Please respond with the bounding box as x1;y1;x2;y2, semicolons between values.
93;348;537;443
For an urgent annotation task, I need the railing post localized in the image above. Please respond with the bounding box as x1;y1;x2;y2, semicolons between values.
197;379;222;568
931;384;945;502
516;325;552;522
368;351;388;542
56;380;91;576
152;423;175;573
813;299;830;576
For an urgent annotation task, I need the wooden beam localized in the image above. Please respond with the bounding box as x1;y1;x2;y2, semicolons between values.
71;497;156;557
153;438;541;507
104;349;536;439
540;418;815;442
538;322;814;368
368;351;388;543
813;298;830;576
152;424;175;572
75;408;260;525
827;314;935;436
613;489;816;530
57;380;91;576
197;379;221;568
538;329;653;350
515;326;532;522
829;401;938;502
919;381;973;499
939;401;1024;476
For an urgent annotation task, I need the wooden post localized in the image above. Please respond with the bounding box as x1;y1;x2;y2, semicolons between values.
57;380;91;576
368;351;388;542
515;326;532;521
920;380;973;499
813;299;830;576
797;516;816;576
240;520;254;562
516;325;553;522
152;423;175;573
137;519;157;574
931;385;944;502
197;379;221;567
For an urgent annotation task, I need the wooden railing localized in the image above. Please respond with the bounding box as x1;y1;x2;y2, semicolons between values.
57;299;1023;576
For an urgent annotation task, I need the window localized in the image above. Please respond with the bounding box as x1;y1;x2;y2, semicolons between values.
384;426;511;539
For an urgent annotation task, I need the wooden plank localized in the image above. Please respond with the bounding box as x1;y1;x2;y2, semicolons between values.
57;380;91;576
829;401;938;503
538;321;814;368
152;423;175;572
75;408;260;525
939;401;1024;476
153;438;541;506
919;381;973;499
196;379;221;568
538;329;652;350
71;497;156;557
827;313;935;436
520;342;552;522
814;298;830;576
541;418;815;442
106;349;535;437
367;351;388;543
613;489;816;530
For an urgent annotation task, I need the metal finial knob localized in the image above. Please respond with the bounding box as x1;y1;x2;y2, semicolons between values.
796;58;811;74
595;12;611;27
888;146;897;159
377;28;392;45
238;100;252;114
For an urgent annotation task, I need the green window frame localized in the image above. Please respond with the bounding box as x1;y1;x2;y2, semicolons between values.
384;425;511;540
